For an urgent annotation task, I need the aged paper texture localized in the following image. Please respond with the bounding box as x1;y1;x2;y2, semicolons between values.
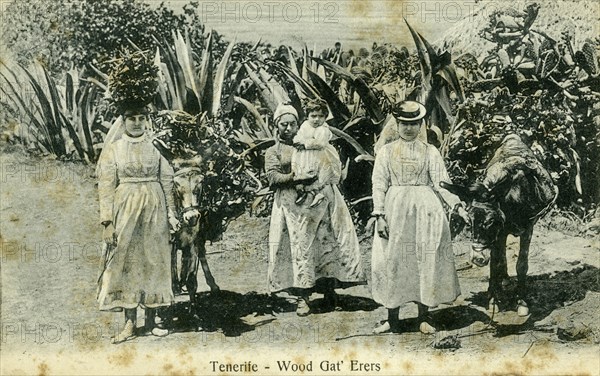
1;0;599;375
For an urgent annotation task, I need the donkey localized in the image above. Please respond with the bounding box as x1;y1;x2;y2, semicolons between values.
169;155;220;307
442;134;557;316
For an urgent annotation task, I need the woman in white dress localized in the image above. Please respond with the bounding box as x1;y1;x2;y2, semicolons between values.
370;101;469;334
265;104;366;316
97;106;180;343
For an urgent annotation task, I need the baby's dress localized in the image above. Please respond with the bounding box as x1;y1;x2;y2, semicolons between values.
291;121;341;190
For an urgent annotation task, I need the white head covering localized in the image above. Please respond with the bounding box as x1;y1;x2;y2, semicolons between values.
95;116;125;176
273;104;298;123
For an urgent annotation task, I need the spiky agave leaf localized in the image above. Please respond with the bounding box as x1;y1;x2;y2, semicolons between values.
20;63;67;156
212;35;237;117
329;127;373;162
173;29;202;110
154;36;187;110
243;62;279;111
41;63;87;161
312;57;385;122
154;48;174;110
0;64;53;151
233;96;272;139
198;31;214;113
304;68;351;125
255;63;291;105
79;82;100;161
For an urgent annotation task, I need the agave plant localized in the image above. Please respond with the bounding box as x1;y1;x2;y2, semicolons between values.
404;20;464;145
0;60;102;162
148;29;237;117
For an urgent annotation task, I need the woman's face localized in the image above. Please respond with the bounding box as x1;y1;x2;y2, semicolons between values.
398;119;422;141
124;114;148;137
276;114;299;142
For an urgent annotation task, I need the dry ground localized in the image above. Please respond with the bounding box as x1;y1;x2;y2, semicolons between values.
1;148;598;375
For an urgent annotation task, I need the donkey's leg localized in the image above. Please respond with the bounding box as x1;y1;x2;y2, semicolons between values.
497;233;509;283
197;237;220;292
180;242;191;290
184;248;199;307
516;225;533;316
488;233;508;313
171;242;181;295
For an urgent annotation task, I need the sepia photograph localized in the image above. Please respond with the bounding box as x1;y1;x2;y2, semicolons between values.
0;0;599;374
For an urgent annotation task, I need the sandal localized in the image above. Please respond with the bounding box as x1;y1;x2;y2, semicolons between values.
111;320;135;344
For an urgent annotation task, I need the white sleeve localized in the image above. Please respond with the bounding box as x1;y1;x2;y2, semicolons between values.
97;144;117;223
371;145;390;215
428;145;460;209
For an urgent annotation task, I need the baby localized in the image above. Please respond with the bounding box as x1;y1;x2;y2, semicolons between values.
292;99;342;207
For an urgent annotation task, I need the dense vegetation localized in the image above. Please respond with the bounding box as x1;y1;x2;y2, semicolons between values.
1;0;598;230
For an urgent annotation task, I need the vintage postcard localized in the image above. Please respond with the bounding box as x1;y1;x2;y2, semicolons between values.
1;0;599;375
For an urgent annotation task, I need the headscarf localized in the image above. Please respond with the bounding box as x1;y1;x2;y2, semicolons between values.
95;116;125;176
273;104;298;124
272;104;299;145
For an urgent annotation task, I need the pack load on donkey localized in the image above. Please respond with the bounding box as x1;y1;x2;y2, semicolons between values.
152;110;261;308
443;134;558;316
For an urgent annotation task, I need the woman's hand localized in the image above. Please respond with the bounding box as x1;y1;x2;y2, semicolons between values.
168;211;181;234
168;208;181;233
103;223;117;246
376;216;389;239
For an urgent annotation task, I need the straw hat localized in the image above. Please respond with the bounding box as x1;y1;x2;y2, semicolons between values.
391;101;427;122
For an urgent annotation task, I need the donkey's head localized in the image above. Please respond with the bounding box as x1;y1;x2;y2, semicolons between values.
441;181;507;267
172;155;204;227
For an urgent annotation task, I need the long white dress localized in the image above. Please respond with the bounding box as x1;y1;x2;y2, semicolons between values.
97;133;175;311
265;141;365;292
371;138;461;309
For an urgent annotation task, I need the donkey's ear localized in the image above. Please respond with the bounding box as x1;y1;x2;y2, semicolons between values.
440;181;473;203
152;139;174;160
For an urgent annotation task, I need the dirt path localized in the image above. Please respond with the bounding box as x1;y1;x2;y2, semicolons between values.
1;149;598;375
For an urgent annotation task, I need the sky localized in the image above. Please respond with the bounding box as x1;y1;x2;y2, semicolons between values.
159;0;482;50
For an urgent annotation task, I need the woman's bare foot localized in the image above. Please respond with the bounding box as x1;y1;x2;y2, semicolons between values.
111;320;135;344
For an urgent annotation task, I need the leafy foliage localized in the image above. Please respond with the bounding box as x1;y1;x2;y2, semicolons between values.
445;4;600;211
1;1;597;226
108;52;158;112
0;0;222;76
153;111;260;241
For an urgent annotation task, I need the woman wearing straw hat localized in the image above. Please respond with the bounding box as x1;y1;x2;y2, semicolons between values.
265;103;366;316
370;100;468;334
